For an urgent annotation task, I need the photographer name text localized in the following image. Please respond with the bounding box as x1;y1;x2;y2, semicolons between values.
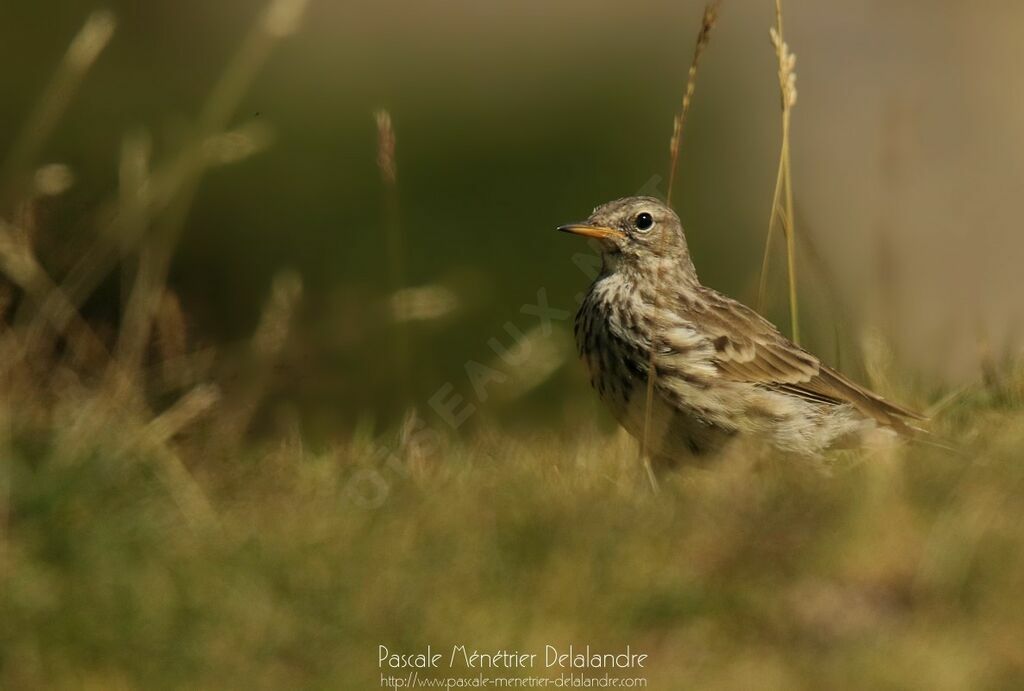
379;645;647;671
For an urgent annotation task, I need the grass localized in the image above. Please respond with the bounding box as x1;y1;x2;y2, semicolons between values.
758;0;801;344
2;1;1024;689
4;381;1024;688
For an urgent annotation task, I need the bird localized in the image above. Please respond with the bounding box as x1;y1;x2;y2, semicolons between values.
557;195;925;465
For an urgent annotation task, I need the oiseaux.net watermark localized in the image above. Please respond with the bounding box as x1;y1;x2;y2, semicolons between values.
344;175;665;509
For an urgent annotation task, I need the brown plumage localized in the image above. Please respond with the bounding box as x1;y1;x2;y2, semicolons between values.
558;196;924;464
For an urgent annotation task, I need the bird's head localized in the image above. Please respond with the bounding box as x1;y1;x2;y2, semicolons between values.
557;196;696;279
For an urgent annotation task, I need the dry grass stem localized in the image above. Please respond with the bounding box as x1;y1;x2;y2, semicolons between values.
147;447;221;531
253;271;303;359
642;2;721;489
390;284;459;323
375;110;398;187
0;219;109;370
141;384;221;448
155;290;189;387
376;108;412;406
112;0;306;395
666;0;721;206
1;11;116;206
33;164;75;197
214;271;303;451
757;0;801;343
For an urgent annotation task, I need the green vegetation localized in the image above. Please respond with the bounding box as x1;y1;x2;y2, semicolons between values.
4;382;1024;687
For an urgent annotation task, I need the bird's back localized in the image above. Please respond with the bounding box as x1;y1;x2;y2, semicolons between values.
685;284;925;431
575;274;924;462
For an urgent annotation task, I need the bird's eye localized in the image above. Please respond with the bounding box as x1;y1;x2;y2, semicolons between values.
634;212;654;232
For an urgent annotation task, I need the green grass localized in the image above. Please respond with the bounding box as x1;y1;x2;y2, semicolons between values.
3;378;1024;688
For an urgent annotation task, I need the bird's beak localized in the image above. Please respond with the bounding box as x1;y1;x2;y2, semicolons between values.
556;223;626;241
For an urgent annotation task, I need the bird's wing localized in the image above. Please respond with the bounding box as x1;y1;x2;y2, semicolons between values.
683;289;925;428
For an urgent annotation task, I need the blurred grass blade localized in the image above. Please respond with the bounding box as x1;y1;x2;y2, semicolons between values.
375;109;412;407
112;0;307;389
1;11;116;207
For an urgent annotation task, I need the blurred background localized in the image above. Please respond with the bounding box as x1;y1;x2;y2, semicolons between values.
2;0;1022;443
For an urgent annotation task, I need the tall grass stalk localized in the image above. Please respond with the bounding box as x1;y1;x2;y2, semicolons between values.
0;11;116;210
375;109;411;408
640;2;721;491
216;271;304;452
666;1;720;207
757;0;800;344
113;0;309;392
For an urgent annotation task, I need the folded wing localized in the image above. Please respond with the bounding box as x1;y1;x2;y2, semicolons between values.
683;289;925;430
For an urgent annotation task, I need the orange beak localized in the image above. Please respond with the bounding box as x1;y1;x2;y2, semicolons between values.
556;224;626;241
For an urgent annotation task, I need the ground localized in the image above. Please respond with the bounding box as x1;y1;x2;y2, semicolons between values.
2;370;1023;689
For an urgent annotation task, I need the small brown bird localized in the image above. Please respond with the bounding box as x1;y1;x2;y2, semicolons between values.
558;196;924;464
